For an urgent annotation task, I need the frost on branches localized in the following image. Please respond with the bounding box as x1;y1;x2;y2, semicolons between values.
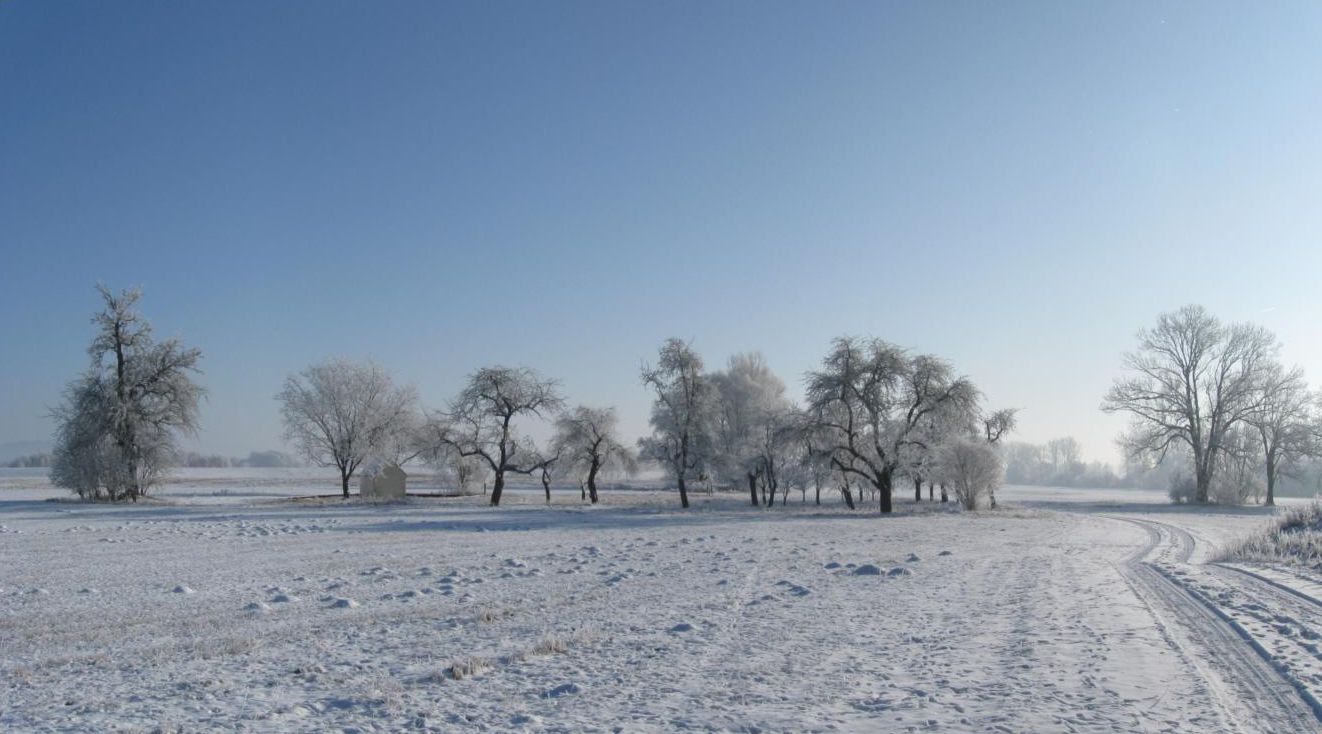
50;286;204;501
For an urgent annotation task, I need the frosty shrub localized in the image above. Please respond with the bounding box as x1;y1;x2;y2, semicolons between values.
1167;472;1198;504
1219;503;1322;567
50;286;203;501
934;438;1002;511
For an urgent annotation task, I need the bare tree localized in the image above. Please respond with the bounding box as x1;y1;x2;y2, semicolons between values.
51;286;204;501
552;405;636;504
426;366;564;506
1103;305;1277;503
1246;363;1318;505
983;408;1018;445
639;338;712;509
532;441;561;504
805;337;978;513
276;359;419;497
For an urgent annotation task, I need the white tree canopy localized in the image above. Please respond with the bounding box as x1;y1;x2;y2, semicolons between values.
276;358;419;497
51;286;204;501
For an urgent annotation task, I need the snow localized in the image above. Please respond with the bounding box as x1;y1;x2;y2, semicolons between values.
2;471;1321;731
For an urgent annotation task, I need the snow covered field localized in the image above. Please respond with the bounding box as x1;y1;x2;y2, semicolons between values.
3;471;1321;732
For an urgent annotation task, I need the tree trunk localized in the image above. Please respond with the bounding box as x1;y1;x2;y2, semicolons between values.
913;476;922;503
490;471;504;506
1265;457;1277;507
543;476;551;504
341;471;350;498
879;468;894;514
581;482;586;501
815;481;821;506
748;472;759;507
1194;447;1211;503
841;484;855;510
588;458;601;504
677;473;690;509
928;484;934;501
940;483;949;503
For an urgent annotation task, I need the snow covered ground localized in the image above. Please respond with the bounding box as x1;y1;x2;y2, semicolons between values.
3;472;1321;732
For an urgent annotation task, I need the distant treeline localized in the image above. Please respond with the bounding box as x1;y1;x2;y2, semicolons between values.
1003;435;1322;498
7;450;300;470
5;453;53;468
181;450;302;468
1003;437;1184;491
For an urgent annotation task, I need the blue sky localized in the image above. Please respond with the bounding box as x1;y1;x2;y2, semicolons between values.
2;1;1320;463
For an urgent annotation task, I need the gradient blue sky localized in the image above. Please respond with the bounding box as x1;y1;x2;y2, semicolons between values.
2;1;1320;463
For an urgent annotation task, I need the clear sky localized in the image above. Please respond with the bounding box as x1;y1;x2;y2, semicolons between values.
2;1;1320;464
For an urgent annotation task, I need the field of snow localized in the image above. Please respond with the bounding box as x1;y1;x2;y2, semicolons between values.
3;471;1322;732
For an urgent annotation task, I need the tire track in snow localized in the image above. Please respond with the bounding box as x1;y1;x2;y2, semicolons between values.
1106;515;1320;732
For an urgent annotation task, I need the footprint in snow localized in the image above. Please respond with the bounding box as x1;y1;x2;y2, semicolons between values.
852;565;884;576
670;623;696;633
172;585;195;594
330;598;358;609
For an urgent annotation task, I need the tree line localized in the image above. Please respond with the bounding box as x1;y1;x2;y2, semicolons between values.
50;287;1013;512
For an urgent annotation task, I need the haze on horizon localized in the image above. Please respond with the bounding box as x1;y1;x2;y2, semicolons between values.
2;2;1320;466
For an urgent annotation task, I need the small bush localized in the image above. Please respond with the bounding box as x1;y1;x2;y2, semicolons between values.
1168;473;1197;504
444;656;492;680
1219;503;1322;566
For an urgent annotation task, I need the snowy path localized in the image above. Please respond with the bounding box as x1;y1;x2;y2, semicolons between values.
2;488;1321;732
1106;515;1320;732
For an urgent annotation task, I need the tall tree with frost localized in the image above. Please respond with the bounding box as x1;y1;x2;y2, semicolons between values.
552;405;636;504
276;359;419;497
639;338;712;509
1245;362;1317;506
50;286;204;501
1103;305;1277;503
427;366;564;506
710;353;794;507
805;337;978;513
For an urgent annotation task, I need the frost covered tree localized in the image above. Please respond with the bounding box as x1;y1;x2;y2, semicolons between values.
50;286;204;502
276;359;419;497
639;339;712;509
1245;363;1318;506
1103;305;1277;503
426;366;564;506
934;438;1003;511
552;405;636;504
805;337;978;513
710;353;796;507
